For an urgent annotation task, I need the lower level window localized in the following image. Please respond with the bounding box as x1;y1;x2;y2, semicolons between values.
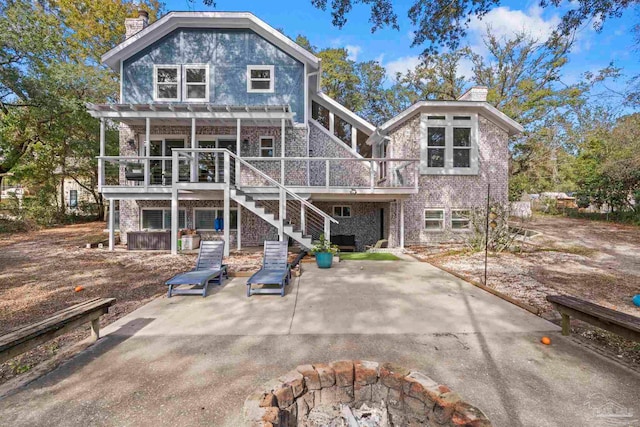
142;209;186;230
194;208;238;230
451;210;471;230
333;205;351;218
424;209;444;230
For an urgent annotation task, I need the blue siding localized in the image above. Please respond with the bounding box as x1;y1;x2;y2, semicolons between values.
122;29;305;123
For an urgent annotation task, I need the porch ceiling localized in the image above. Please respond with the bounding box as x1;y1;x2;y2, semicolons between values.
86;103;296;127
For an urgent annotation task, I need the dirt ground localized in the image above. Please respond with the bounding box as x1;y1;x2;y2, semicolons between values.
410;215;640;368
0;222;301;385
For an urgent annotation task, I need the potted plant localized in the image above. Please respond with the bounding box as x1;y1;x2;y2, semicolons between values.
311;234;339;269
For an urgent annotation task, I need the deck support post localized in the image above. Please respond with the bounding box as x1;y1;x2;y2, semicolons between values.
324;217;330;242
223;152;231;256
108;198;115;251
300;203;306;235
279;188;285;241
98;118;105;190
237;206;242;251
144;117;151;188
190;118;197;182
399;199;405;249
170;151;179;255
236;118;241;186
280;118;286;185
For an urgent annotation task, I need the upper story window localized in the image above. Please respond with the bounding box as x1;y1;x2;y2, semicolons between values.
420;114;478;175
154;65;180;101
184;65;209;101
247;65;275;93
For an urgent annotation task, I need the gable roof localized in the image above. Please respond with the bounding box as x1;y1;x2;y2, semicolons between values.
102;12;321;71
370;100;524;144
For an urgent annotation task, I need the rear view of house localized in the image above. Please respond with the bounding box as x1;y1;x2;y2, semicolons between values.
88;11;522;254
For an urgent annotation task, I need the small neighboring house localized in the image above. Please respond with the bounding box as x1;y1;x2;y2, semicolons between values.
88;11;523;254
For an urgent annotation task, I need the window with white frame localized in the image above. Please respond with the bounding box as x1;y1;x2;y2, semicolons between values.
154;65;180;101
247;65;275;93
420;114;478;175
141;208;186;230
184;65;209;101
451;209;471;230
424;209;444;230
333;206;351;218
194;208;238;230
260;136;275;157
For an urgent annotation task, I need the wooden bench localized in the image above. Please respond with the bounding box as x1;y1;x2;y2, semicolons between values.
547;295;640;342
0;298;116;364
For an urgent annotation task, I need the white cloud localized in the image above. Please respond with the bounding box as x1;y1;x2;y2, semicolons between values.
468;5;561;43
345;45;362;61
384;55;422;78
456;57;475;81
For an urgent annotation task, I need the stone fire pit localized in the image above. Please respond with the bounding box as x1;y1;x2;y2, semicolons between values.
243;360;491;426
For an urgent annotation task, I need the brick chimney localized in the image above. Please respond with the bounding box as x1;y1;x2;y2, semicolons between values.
458;86;488;102
125;10;149;39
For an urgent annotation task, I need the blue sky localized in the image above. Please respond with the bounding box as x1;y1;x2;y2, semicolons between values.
165;0;639;90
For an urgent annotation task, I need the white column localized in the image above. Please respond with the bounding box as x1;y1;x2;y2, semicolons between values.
170;151;179;255
235;118;241;186
351;126;357;151
329;111;335;135
236;206;242;251
190;117;197;182
324;217;330;242
223;152;230;256
399;199;405;249
98;118;105;190
108;198;115;251
280;118;286;185
144;117;150;188
279;188;285;241
300;203;306;235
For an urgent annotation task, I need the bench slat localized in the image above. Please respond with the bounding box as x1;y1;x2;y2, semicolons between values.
0;298;116;352
547;295;640;332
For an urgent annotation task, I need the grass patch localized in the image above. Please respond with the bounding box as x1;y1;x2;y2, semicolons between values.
536;245;597;257
339;252;400;261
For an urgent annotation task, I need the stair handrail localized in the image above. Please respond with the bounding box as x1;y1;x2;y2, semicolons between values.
174;148;338;225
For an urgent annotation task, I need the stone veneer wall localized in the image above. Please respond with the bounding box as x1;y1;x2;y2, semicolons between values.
314;202;388;251
386;115;509;246
308;121;370;187
243;360;491;427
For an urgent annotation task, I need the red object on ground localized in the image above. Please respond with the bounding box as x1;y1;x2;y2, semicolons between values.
74;286;84;292
541;336;551;345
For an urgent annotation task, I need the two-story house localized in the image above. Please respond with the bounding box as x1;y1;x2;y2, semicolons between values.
88;11;523;255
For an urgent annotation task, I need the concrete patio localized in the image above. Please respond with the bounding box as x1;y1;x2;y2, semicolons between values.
0;259;638;426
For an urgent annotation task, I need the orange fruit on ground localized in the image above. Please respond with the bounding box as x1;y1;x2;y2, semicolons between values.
74;286;84;292
541;336;551;345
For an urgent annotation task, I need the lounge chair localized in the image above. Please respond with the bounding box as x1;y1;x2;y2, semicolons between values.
165;240;228;297
247;241;290;297
365;239;388;251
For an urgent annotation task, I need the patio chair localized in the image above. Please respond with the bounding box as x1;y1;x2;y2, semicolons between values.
365;239;388;251
246;241;291;297
165;240;228;298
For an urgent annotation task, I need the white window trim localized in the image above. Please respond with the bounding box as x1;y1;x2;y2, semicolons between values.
259;136;275;157
420;113;479;176
247;65;275;93
193;207;238;231
153;65;181;102
332;205;352;218
451;209;472;232
183;64;210;102
424;208;445;231
140;208;186;230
